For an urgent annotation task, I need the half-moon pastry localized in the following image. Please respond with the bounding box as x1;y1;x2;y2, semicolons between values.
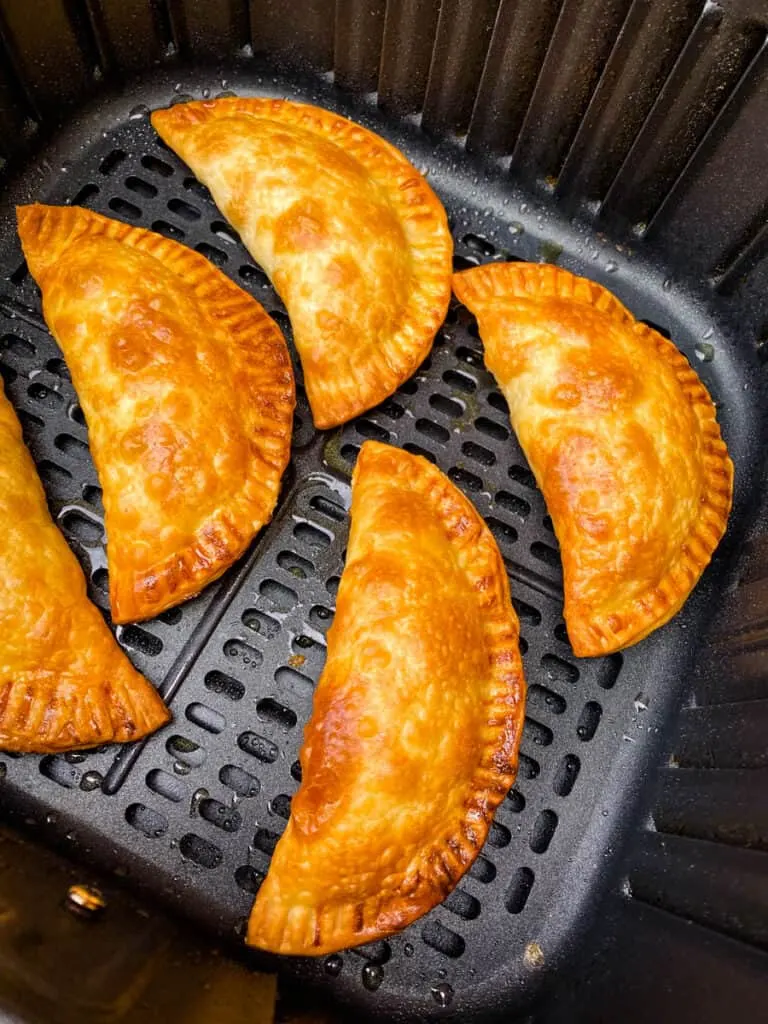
246;440;525;955
151;98;452;429
0;382;169;752
453;262;733;657
17;204;295;624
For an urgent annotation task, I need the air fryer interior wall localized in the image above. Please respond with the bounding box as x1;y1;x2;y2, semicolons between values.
0;2;766;1023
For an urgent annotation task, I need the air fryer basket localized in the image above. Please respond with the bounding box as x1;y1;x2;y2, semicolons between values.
0;2;766;1022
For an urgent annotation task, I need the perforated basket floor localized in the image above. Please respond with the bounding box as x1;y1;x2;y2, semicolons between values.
0;68;760;1022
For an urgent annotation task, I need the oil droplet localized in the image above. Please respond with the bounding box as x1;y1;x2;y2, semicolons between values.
508;222;524;236
128;104;150;120
605;261;618;273
431;982;454;1007
662;277;673;291
173;82;183;93
45;813;57;825
65;751;86;764
403;942;414;957
361;963;383;991
437;967;447;979
202;87;211;99
519;203;529;215
324;954;343;976
190;787;209;816
80;770;103;792
633;693;648;713
173;760;191;776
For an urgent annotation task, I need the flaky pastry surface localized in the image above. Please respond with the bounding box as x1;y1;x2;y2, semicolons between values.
151;98;452;428
246;441;525;955
0;382;169;752
453;262;733;656
18;204;295;623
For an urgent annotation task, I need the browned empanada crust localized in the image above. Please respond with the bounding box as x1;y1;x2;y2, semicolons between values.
17;204;295;623
151;98;452;428
453;262;733;656
246;440;525;955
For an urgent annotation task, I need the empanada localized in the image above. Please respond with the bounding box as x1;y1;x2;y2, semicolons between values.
453;262;733;657
151;98;452;429
0;382;169;752
246;440;525;955
17;204;295;624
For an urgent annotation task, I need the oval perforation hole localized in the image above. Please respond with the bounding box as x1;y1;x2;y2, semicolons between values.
220;763;260;797
517;753;540;780
462;232;497;257
476;416;508;441
205;668;247;701
199;797;242;833
530;541;561;569
429;393;464;418
239;264;270;286
597;653;623;689
443;368;476;393
497;490;531;519
59;510;102;546
242;608;280;640
270;793;292;820
183;175;211;200
577;702;602;742
487;390;509;415
456;345;483;368
355;418;390;442
507;788;525;812
196;242;227;265
351;940;392;964
309;605;333;632
528;684;567;716
185;702;225;734
486;517;517;546
256;698;297;731
541;653;579;685
120;624;162;657
290;760;302;782
146;768;185;803
467;855;496;883
70;183;99;206
340;442;360;465
82;484;103;509
28;382;64;409
259;579;298;611
152;219;185;240
326;575;340;599
443;888;480;920
235;865;264;894
108;197;141;220
0;333;34;359
126;802;167;838
238;731;279;763
38;461;72;494
141;154;174;177
462;440;495;466
530;809;558;854
125;175;157;198
274;666;314;699
165;735;205;768
523;717;553;747
421;919;465;958
448;466;483;492
55;433;88;457
254;827;280;856
378;398;404;420
512;598;541;626
0;365;17;386
403;442;436;463
509;464;536;489
168;197;201;221
309;494;346;523
293;523;332;551
277;549;314;580
453;253;480;271
17;409;44;432
488;821;511;848
99;149;126;174
179;833;222;869
506;866;535;914
415;418;449;444
553;753;581;797
211;220;241;245
40;755;80;789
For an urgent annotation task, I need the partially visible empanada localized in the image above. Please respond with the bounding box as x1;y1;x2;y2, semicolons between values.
453;262;733;657
247;440;525;955
18;204;295;624
151;98;452;428
0;382;169;752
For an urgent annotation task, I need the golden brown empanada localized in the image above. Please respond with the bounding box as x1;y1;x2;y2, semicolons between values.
0;382;169;752
17;204;295;624
453;262;733;657
247;440;525;955
151;98;452;429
